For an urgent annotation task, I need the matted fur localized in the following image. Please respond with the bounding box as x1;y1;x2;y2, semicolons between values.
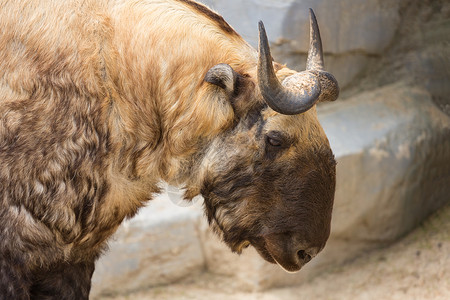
0;0;336;298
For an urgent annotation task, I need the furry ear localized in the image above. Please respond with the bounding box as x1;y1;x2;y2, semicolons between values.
204;63;238;94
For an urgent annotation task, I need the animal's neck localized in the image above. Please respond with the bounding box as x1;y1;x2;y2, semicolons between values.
106;0;257;183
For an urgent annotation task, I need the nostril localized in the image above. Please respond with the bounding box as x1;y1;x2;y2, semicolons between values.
297;250;312;263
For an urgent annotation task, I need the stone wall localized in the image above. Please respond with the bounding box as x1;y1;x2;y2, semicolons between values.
92;0;450;297
200;0;402;90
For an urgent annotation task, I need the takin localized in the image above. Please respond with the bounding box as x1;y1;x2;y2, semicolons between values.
0;0;339;298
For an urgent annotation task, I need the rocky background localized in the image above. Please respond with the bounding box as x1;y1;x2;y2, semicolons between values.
91;0;450;298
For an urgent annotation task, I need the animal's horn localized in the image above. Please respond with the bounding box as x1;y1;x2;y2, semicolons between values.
257;10;338;115
257;21;321;115
306;8;324;71
305;9;339;102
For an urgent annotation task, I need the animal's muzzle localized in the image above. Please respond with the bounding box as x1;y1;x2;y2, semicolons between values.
253;233;323;273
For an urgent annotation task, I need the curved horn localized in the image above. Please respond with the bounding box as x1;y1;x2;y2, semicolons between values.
306;9;339;102
258;21;321;115
257;10;339;115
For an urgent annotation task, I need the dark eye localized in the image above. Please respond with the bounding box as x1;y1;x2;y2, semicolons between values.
265;131;285;147
267;136;282;147
265;131;289;159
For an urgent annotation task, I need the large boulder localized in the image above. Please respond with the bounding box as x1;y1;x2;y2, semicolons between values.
91;192;204;298
322;84;450;243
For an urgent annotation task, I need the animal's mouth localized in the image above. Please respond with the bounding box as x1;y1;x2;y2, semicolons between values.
229;238;275;262
249;238;276;264
248;237;305;273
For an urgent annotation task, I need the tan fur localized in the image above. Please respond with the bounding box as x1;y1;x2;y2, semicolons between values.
0;0;334;297
0;0;257;266
107;0;261;182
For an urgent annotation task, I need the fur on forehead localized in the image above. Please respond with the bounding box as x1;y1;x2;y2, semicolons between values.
261;105;329;148
256;65;328;143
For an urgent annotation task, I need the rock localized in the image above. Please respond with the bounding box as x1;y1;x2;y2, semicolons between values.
200;82;450;290
90;190;204;298
322;83;450;242
199;0;402;88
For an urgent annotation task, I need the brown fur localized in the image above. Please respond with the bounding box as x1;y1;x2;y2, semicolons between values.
0;0;336;298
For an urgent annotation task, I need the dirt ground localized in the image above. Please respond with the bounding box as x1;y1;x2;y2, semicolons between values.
99;203;450;300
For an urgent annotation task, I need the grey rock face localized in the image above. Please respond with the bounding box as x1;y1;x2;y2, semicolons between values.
91;194;204;298
322;84;450;243
199;0;402;88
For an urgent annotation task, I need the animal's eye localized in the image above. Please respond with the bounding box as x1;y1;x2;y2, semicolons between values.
265;131;284;147
267;137;282;147
265;131;289;159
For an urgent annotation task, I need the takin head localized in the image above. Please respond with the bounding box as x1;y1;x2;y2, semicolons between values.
188;10;339;272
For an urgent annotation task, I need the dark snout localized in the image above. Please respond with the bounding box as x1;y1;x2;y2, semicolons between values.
261;232;326;272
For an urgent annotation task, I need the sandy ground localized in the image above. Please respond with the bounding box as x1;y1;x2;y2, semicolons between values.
99;204;450;300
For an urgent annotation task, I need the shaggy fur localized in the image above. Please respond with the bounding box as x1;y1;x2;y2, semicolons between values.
0;0;336;298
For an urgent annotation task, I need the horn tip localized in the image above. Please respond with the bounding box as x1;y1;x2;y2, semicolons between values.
258;20;265;32
309;8;318;26
258;20;269;53
306;7;324;70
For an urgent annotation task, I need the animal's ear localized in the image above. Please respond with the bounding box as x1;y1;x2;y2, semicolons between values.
204;63;238;94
